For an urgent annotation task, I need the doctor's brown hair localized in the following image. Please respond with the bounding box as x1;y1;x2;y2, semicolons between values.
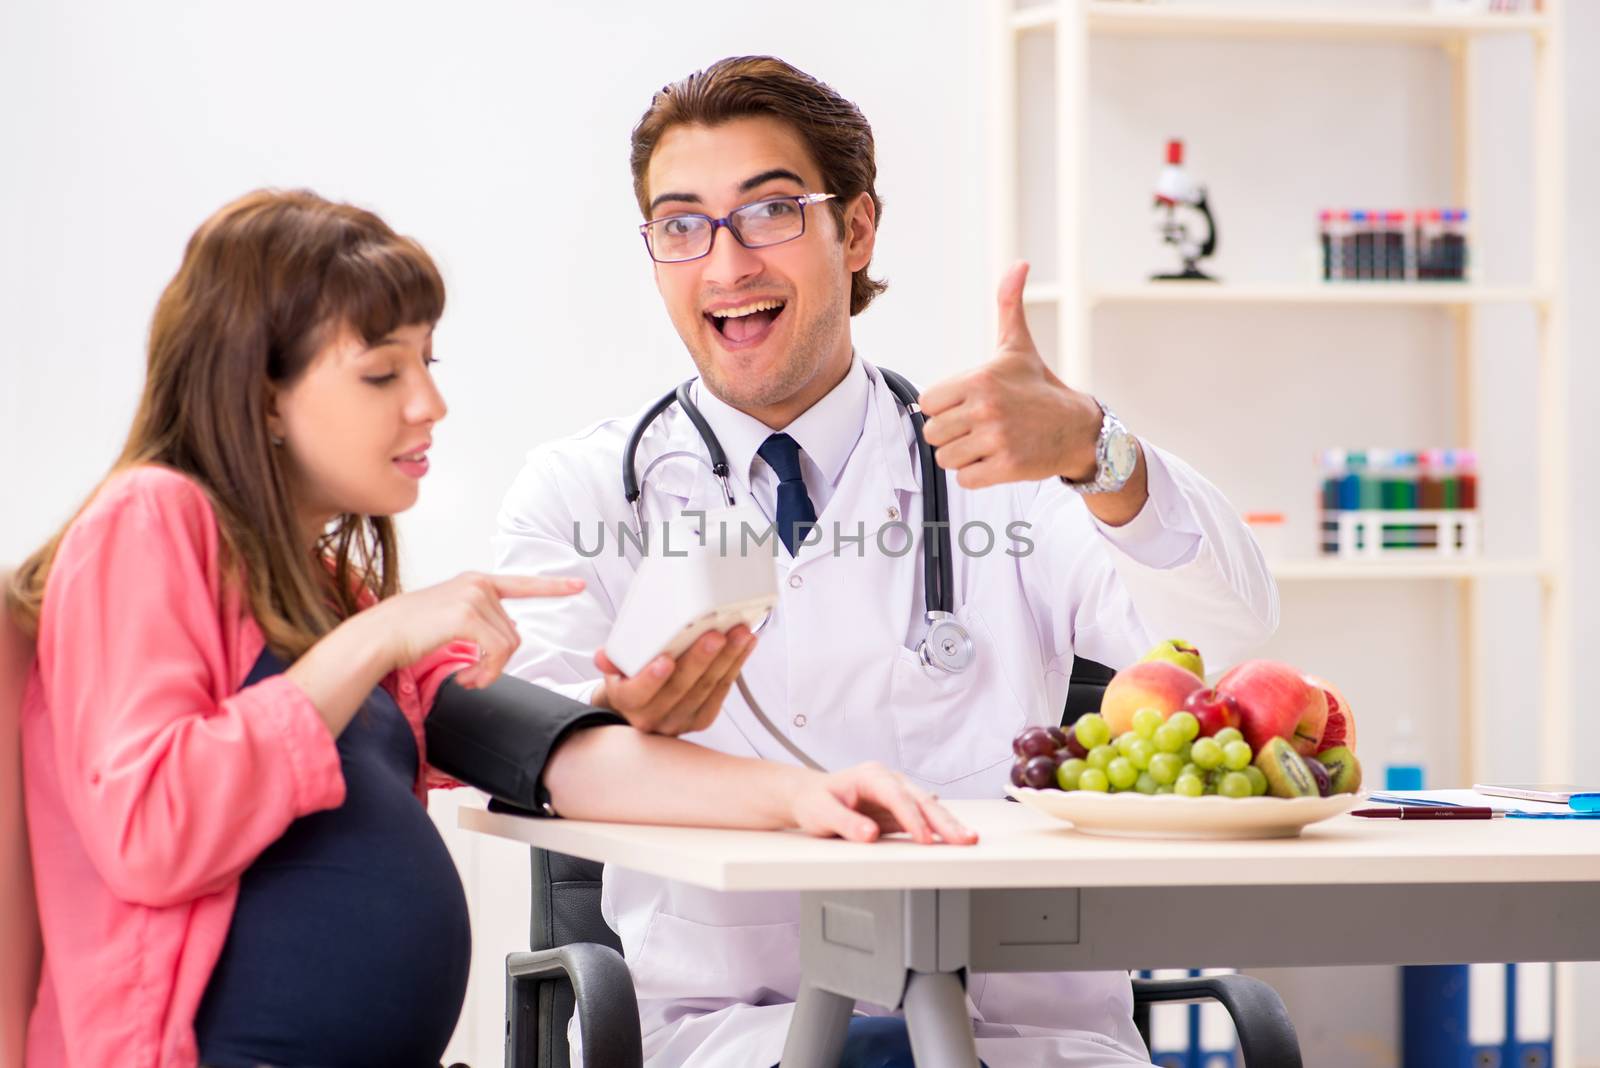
7;189;445;658
629;55;888;316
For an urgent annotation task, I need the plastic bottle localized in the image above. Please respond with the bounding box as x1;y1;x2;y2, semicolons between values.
1384;211;1408;281
1340;450;1367;511
1351;210;1374;280
1417;209;1444;280
1442;209;1470;281
1319;448;1347;509
1453;448;1478;509
1383;450;1420;510
1418;448;1446;509
1318;210;1334;281
1362;448;1389;510
1333;210;1354;281
1440;450;1461;509
1385;715;1427;791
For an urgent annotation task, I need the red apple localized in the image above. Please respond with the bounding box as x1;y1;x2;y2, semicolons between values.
1181;688;1243;737
1216;660;1329;756
1100;660;1207;736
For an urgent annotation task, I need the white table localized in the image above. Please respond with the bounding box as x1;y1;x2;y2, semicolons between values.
462;798;1600;1067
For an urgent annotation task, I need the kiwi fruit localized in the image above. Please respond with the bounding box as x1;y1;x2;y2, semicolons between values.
1253;737;1318;798
1315;746;1363;795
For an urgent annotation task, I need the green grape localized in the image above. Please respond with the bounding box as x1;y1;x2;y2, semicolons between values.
1180;762;1202;781
1153;723;1185;753
1131;707;1164;740
1116;732;1141;757
1177;742;1193;764
1244;766;1269;796
1074;713;1110;750
1213;727;1245;747
1106;757;1138;791
1134;772;1159;795
1174;774;1205;798
1055;758;1088;790
1127;739;1155;771
1219;771;1253;799
1222;740;1253;771
1148;752;1183;786
1191;737;1224;770
1087;745;1115;771
1155;784;1175;794
1079;768;1110;792
1169;710;1200;741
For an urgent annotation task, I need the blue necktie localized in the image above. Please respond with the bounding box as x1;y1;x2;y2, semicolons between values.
758;433;818;556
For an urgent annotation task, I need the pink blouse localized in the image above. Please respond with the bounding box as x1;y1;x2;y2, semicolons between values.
21;465;472;1068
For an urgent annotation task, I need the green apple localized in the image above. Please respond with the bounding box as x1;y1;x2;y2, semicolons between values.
1140;639;1205;681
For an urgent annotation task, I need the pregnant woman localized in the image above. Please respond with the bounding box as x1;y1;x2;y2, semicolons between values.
8;189;974;1068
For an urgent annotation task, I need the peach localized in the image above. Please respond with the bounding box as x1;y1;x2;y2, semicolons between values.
1100;660;1207;737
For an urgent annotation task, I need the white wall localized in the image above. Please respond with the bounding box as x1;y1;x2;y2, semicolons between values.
1;1;1593;1064
0;2;995;1062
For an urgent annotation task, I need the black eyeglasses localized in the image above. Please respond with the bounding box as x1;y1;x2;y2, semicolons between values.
639;193;837;263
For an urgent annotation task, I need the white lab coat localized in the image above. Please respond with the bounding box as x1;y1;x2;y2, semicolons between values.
493;359;1278;1067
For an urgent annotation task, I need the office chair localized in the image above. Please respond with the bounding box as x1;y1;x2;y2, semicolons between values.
502;656;1303;1068
2;572;44;1066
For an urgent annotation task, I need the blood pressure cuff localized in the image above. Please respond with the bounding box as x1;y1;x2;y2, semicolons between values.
424;674;624;817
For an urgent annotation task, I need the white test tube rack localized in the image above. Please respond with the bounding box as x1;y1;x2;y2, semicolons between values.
1322;509;1482;560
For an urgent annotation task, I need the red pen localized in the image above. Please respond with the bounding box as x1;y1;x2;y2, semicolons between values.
1351;807;1501;820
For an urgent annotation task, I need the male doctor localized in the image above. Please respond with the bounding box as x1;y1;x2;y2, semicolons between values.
495;56;1278;1068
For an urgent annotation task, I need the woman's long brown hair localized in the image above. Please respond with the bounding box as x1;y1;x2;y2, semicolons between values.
6;189;445;658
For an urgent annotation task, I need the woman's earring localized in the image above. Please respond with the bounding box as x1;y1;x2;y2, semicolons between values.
270;434;285;447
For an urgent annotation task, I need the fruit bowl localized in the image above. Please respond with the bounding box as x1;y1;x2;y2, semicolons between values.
1006;784;1361;840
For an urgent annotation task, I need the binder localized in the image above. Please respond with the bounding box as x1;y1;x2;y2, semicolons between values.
1402;964;1476;1066
1467;962;1506;1065
1145;968;1196;1068
1510;963;1553;1068
1403;962;1557;1067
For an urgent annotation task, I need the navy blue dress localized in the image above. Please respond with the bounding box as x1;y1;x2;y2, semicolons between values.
194;648;472;1068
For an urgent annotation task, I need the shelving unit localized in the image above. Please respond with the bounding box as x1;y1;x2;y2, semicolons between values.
1082;282;1549;306
1269;556;1546;582
992;1;1572;1054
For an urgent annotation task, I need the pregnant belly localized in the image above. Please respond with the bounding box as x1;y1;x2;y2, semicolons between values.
196;778;471;1068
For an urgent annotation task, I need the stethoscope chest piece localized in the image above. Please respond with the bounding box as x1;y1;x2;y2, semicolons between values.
919;611;974;673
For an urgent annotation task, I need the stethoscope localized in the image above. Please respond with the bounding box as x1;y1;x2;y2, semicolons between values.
620;368;975;770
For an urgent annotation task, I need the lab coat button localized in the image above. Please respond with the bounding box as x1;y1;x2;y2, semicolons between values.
793;714;807;728
788;574;803;589
887;505;899;520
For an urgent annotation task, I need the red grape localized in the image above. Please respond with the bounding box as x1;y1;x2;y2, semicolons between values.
1013;726;1056;759
1061;727;1089;760
1010;760;1028;788
1307;758;1332;798
1021;754;1058;788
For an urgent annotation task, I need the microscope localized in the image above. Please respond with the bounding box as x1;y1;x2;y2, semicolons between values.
1151;139;1218;281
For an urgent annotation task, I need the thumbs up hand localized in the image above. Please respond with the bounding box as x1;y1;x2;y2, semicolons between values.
918;262;1105;490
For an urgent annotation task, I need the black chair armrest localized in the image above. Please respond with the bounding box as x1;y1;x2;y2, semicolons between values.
506;944;642;1068
1132;974;1302;1068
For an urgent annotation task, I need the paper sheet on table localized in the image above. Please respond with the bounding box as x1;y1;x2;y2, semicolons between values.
1365;789;1575;814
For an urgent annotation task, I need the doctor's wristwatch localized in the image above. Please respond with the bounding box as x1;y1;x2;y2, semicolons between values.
1061;401;1139;495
